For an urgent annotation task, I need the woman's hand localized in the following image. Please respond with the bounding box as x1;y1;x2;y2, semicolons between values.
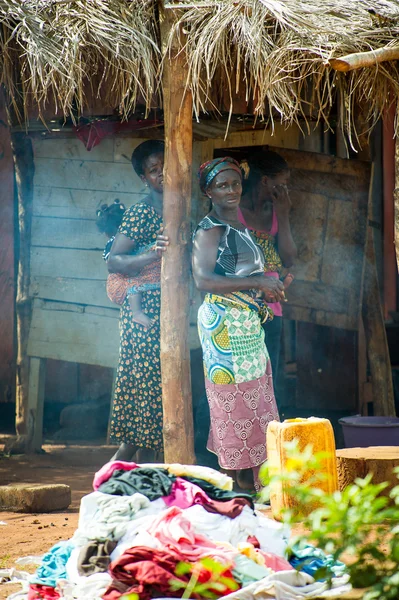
155;227;169;256
272;184;291;214
254;275;285;303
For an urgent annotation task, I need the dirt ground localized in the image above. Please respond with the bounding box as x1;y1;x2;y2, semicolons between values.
0;443;116;600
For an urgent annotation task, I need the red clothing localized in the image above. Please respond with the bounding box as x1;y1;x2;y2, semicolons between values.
28;585;60;600
104;546;237;600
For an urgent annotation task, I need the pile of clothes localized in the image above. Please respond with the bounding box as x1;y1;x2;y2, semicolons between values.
8;461;351;600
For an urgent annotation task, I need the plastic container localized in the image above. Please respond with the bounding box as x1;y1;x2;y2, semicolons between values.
339;416;399;448
266;417;338;520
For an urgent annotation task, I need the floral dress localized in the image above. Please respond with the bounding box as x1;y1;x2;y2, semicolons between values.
109;202;163;451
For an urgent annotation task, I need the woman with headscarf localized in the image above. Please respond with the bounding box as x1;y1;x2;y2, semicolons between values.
239;151;297;395
192;157;284;490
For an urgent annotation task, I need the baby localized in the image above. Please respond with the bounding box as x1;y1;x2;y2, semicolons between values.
96;200;161;329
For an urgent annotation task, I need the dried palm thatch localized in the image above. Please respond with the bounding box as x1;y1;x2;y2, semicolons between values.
2;0;399;140
166;0;399;142
0;0;160;122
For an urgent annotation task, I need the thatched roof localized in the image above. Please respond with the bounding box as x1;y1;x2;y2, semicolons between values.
2;0;399;139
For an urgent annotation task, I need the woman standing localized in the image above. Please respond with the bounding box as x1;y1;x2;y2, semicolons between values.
107;140;164;462
239;151;297;391
192;157;284;489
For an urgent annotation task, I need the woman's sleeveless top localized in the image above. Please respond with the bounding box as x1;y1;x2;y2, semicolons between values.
195;214;264;278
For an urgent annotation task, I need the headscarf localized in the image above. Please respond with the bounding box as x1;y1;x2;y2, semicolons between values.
198;157;242;194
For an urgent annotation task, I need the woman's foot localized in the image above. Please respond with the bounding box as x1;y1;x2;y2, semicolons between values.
110;442;137;462
236;468;255;491
132;311;155;329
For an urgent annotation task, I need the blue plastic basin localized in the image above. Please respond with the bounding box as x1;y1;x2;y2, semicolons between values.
339;416;399;448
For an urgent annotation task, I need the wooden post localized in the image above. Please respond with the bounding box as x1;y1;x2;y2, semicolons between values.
5;131;36;454
383;104;397;316
27;357;46;452
160;4;195;464
362;166;396;416
394;121;399;272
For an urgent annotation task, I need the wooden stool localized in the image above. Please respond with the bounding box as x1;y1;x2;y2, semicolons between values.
336;446;399;495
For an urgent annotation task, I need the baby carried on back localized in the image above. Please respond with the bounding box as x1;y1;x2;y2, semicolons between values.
96;200;161;329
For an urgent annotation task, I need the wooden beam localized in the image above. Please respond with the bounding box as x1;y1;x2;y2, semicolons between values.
383;104;397;318
329;46;399;72
394;119;399;272
362;166;396;416
6;132;36;454
160;4;195;464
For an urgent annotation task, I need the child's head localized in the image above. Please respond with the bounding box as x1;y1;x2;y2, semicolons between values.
96;200;126;237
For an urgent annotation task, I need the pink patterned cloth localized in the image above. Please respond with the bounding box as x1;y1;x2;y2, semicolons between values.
145;506;236;563
163;478;251;518
93;461;139;491
163;477;209;509
206;364;279;471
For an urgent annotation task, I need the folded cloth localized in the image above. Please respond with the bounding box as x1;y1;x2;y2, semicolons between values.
104;546;237;600
232;554;272;586
97;467;175;499
27;584;60;600
77;540;117;576
163;477;252;518
182;476;254;508
72;493;150;544
93;461;139;490
289;543;347;579
31;541;74;587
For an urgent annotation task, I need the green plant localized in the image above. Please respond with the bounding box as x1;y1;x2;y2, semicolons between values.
170;557;239;599
260;441;399;600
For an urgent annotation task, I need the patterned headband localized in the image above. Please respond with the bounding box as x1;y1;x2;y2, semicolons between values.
198;157;242;193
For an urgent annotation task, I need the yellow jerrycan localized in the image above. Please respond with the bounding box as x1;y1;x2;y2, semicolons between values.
266;417;338;520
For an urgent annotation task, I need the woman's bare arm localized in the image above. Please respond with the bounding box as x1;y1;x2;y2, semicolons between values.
107;233;158;276
192;227;285;301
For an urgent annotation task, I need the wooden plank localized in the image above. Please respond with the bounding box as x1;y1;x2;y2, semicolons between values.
34;158;143;193
289;191;328;282
296;323;357;410
286;280;349;313
277;147;370;177
27;357;46;451
363;226;395;416
31;216;104;250
31;247;106;280
30;276;113;308
321;199;365;289
212;124;300;151
32;137;114;162
0;94;15;405
27;304;119;369
290;170;367;201
33;186;142;219
114;137;156;163
160;9;195;465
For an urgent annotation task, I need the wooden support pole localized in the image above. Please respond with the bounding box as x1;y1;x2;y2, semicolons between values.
329;46;399;72
394;123;399;272
383;105;397;316
362;166;396;416
27;357;46;452
5;131;36;454
160;5;195;464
